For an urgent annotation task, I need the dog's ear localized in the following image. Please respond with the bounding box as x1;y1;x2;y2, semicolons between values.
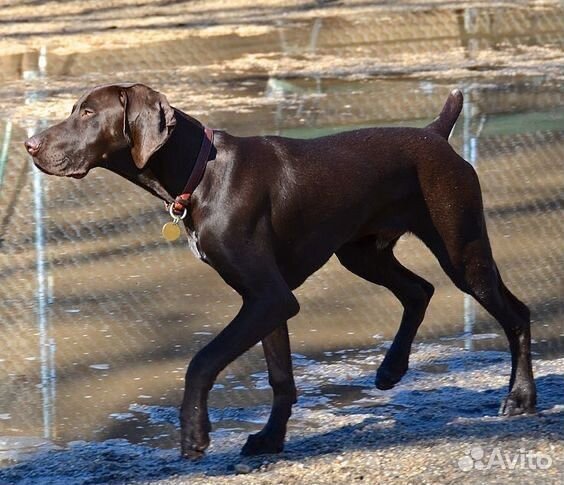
119;84;176;169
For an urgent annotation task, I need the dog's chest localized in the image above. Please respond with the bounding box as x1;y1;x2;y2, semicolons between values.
186;229;204;260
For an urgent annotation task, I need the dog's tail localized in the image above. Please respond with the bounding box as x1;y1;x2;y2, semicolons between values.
425;89;463;139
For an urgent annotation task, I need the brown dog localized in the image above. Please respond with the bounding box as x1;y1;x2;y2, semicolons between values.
25;84;536;458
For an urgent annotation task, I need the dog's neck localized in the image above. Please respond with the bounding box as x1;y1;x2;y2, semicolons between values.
148;109;205;198
107;108;206;203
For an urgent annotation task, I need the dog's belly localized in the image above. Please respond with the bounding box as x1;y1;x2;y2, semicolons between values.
373;229;404;249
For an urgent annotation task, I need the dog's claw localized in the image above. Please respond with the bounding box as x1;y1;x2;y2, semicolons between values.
181;448;206;460
180;436;208;460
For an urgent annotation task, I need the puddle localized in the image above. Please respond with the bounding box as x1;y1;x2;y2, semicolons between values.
0;1;563;462
0;436;62;465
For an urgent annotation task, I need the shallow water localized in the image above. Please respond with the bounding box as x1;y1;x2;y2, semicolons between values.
0;2;563;459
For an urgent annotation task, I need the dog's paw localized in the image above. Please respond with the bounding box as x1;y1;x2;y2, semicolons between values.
180;422;211;460
181;448;206;460
181;436;208;460
499;389;537;416
241;431;284;456
375;366;406;390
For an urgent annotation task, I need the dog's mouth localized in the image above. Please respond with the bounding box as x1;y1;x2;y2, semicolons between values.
33;160;88;179
33;160;57;176
69;172;87;179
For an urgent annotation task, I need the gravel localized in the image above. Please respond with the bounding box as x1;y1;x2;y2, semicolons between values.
0;343;562;485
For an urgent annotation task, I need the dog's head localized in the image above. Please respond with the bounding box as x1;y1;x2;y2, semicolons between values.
24;83;176;178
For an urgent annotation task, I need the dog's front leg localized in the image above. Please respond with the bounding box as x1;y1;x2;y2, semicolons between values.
241;322;297;456
180;283;299;459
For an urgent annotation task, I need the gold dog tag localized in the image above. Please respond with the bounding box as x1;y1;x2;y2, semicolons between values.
162;221;181;242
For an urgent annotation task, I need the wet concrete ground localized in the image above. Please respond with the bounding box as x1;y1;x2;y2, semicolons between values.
0;0;562;479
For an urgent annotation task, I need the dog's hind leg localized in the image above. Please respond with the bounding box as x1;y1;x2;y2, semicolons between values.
337;238;434;389
422;230;536;414
241;322;297;456
415;154;536;415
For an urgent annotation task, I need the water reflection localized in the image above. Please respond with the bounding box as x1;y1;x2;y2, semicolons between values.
2;4;563;83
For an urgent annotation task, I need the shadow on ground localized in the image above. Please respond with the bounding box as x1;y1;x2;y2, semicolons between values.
1;349;562;484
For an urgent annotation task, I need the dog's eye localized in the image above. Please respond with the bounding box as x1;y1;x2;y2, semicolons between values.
81;108;95;117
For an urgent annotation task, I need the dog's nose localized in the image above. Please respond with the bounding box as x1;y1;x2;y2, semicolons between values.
24;136;42;156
